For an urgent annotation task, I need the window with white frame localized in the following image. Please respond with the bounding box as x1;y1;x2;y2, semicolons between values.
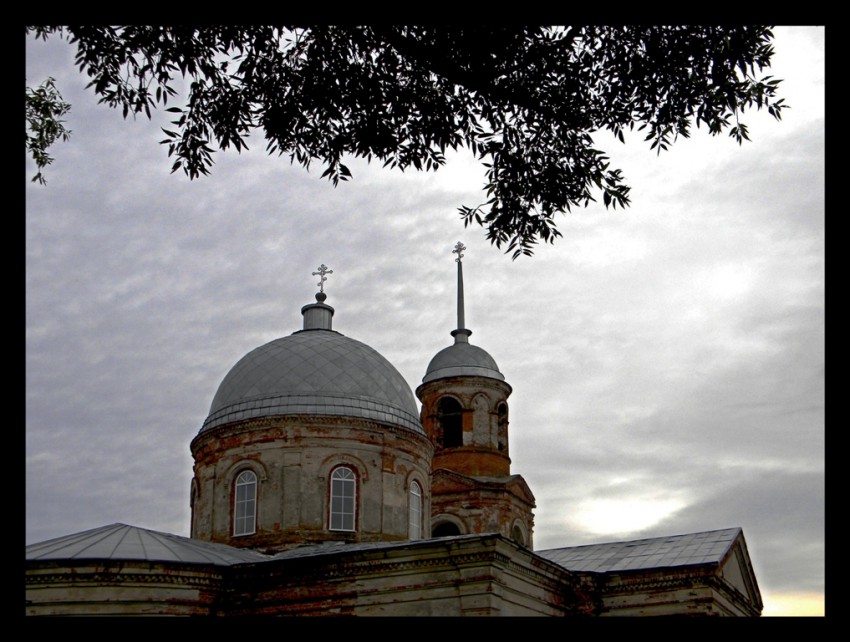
233;470;257;536
409;480;422;540
329;466;357;531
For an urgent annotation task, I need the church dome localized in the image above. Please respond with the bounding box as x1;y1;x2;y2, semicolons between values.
200;292;423;435
190;275;433;551
422;340;505;384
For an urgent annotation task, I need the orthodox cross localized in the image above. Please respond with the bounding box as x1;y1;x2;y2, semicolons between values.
312;264;333;293
452;241;466;263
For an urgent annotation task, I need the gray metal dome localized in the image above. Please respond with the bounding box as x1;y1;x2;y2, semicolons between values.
201;329;423;434
422;339;505;384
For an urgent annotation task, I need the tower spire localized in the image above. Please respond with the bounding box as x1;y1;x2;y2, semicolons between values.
451;242;471;344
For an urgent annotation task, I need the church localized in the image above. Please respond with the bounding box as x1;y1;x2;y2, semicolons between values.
26;244;763;616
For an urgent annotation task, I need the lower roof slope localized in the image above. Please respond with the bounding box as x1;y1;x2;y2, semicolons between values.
536;527;743;572
26;523;269;566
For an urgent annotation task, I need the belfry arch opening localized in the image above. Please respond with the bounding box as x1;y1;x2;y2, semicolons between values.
497;402;508;425
437;397;463;448
497;402;508;451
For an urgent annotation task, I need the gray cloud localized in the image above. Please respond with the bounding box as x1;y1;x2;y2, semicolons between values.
26;28;824;613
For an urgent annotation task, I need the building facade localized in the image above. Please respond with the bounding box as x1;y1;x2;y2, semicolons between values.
26;251;763;617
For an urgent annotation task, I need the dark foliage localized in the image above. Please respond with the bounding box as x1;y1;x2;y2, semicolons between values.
26;26;785;257
25;77;72;185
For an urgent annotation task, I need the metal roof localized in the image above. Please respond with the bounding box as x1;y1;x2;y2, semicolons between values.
536;527;742;573
202;329;423;434
266;533;498;562
422;341;505;383
25;523;270;566
27;524;744;575
25;527;506;567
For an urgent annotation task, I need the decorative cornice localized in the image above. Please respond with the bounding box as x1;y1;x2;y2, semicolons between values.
417;375;512;399
239;547;504;584
432;469;535;504
192;414;434;453
26;568;224;589
590;569;760;616
591;565;717;595
705;572;763;616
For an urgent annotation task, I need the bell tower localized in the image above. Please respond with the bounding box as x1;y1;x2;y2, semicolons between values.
417;243;535;547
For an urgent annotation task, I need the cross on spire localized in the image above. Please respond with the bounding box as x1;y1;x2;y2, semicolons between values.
453;241;466;263
312;264;333;293
451;242;469;341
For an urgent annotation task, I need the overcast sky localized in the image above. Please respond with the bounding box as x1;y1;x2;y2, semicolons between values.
25;27;824;616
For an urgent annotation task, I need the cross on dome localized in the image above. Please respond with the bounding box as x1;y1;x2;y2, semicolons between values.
312;264;333;293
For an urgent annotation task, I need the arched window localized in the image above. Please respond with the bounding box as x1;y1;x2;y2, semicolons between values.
437;397;463;448
497;402;508;425
329;466;357;531
432;521;461;537
409;481;422;540
233;470;257;536
512;523;527;546
497;402;509;451
189;479;199;538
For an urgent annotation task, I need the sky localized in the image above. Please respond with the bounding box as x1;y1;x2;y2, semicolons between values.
25;27;824;616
